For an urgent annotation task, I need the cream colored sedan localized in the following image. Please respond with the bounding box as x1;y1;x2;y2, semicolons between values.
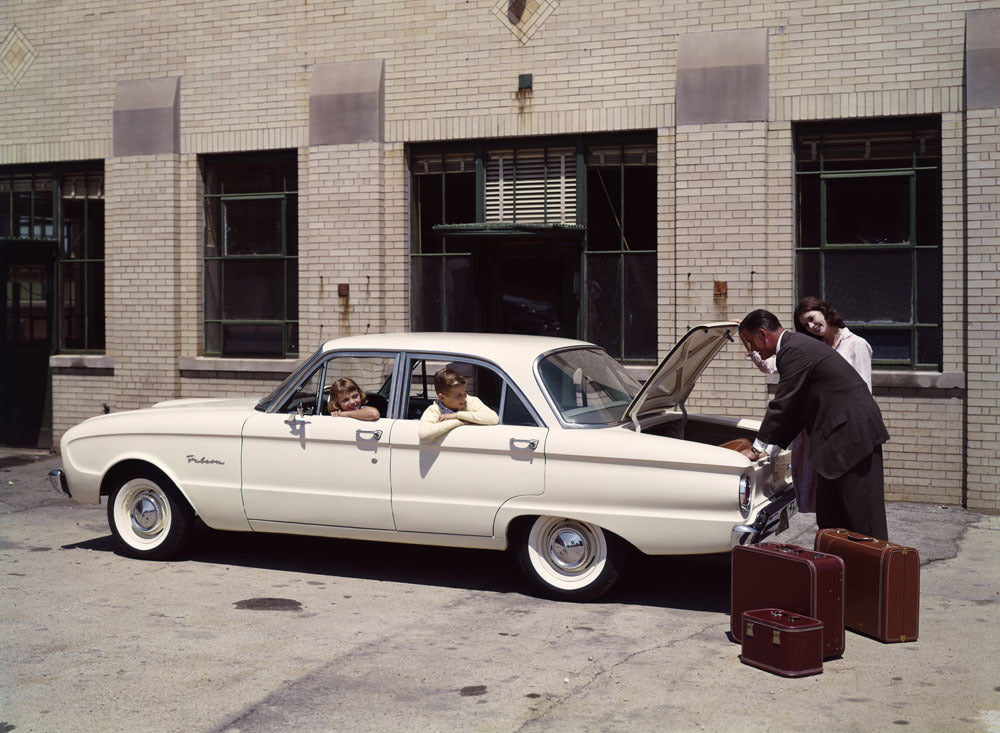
50;326;795;601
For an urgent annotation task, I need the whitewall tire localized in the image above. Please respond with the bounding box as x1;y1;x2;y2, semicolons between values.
108;474;192;560
517;516;625;602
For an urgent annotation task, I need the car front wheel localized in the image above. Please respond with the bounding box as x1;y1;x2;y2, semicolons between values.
517;516;626;602
108;473;192;560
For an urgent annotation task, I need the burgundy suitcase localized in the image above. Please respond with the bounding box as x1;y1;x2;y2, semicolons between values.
731;542;845;659
814;528;919;643
740;608;824;677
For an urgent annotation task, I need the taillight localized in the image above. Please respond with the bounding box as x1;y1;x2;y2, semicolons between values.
739;473;752;516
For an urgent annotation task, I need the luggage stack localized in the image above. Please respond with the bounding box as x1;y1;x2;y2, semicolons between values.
731;531;920;676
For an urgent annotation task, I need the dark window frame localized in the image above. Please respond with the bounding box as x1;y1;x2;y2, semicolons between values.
409;132;658;362
201;150;299;359
794;116;942;370
0;162;106;353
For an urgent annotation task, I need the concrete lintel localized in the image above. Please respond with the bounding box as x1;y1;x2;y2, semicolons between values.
113;76;180;156
967;9;1000;110
310;59;385;145
676;28;768;125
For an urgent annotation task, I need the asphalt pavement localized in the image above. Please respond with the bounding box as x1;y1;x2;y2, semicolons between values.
2;448;999;732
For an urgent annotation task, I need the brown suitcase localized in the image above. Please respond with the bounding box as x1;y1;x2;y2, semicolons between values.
814;528;919;642
740;608;824;677
731;542;845;659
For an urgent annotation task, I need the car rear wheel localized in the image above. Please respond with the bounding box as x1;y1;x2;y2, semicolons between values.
517;516;625;602
108;473;192;560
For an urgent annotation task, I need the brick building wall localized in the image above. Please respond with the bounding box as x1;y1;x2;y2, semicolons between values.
2;0;998;509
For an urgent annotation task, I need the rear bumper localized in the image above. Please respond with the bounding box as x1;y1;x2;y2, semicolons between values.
48;468;71;498
731;490;798;547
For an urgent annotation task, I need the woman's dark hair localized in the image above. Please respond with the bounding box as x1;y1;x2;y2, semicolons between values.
793;297;846;336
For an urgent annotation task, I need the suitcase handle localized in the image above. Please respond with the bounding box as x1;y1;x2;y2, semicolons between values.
768;610;803;622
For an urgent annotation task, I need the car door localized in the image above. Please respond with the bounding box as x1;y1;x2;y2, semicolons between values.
389;355;547;536
241;352;397;530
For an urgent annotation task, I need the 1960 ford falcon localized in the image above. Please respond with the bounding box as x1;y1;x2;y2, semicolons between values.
51;324;795;601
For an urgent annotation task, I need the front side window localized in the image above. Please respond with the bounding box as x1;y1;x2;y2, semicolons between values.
794;117;942;368
404;356;537;426
276;354;396;417
202;151;298;358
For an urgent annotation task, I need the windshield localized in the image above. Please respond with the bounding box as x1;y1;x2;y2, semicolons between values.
537;347;642;426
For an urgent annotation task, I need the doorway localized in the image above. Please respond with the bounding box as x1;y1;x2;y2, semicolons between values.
1;244;54;448
449;238;581;338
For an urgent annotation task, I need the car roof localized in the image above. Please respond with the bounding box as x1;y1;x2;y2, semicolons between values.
318;331;595;365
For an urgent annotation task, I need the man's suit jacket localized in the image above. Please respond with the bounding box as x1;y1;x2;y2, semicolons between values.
758;330;889;480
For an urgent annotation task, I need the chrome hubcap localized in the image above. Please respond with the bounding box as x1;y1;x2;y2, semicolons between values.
548;527;589;572
129;491;165;538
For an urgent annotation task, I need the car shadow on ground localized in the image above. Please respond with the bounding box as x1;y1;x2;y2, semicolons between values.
63;529;733;611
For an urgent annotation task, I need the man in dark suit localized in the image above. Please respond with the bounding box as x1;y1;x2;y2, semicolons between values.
739;309;890;539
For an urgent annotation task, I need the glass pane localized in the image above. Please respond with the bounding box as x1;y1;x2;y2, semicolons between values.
205;321;222;354
87;197;105;259
916;247;941;325
61;261;85;349
415;174;444;253
224;198;283;255
285;194;298;257
285;322;298;356
586;166;622;251
223;324;283;358
825;176;911;245
502;386;537;426
796;250;821;304
205;258;222;321
205;198;222;257
861;328;911;363
285;261;298;320
916;327;941;367
222;260;283;319
0;181;9;236
586;253;622;357
825;250;913;323
204;151;297;195
87;261;105;350
797;175;820;246
34;179;54;239
62;198;85;259
444;171;476;224
915;169;940;246
14;178;31;237
795;136;820;172
624;253;656;360
411;256;443;331
623;166;656;251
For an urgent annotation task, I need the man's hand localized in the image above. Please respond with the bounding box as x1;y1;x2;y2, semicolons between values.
740;446;765;461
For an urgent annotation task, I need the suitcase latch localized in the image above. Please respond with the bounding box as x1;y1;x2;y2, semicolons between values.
746;622;754;637
772;630;781;646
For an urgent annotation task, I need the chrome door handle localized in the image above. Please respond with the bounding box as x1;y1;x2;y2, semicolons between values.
511;438;538;450
357;429;383;440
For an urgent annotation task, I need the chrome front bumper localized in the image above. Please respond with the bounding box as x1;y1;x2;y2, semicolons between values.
731;489;798;547
48;468;71;498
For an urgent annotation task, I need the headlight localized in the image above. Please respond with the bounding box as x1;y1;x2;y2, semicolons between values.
738;473;752;517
